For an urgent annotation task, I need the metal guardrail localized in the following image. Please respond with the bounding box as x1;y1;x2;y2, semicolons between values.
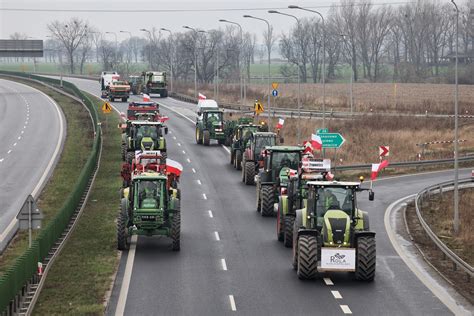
415;179;474;279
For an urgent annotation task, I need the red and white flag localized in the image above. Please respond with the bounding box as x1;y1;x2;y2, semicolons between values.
160;116;169;123
166;159;183;176
143;93;151;102
289;168;298;178
311;134;323;150
371;160;389;180
198;93;207;100
276;118;284;129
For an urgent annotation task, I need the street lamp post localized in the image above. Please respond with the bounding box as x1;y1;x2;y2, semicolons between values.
340;34;354;116
160;28;174;94
183;26;200;99
219;19;245;107
105;31;118;65
243;15;273;129
120;30;132;76
268;10;302;143
289;5;326;129
140;28;152;68
451;0;460;234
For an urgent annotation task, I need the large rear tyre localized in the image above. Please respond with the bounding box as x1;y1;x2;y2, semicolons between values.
355;236;376;281
260;185;274;217
297;235;318;280
195;127;202;144
235;150;242;170
292;211;303;270
277;205;284;242
203;130;210;146
117;199;130;251
284;216;295;248
256;184;261;212
230;150;235;165
171;211;181;251
244;162;255;185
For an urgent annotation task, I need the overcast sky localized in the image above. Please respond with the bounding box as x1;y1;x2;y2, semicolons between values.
0;0;410;41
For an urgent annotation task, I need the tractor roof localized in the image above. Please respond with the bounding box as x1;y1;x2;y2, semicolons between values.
254;132;276;137
265;145;304;152
306;180;361;188
130;120;163;126
129;101;158;107
133;171;167;181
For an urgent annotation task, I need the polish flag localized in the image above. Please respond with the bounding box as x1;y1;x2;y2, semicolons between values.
311;134;323;150
371;160;389;180
198;93;207;100
143;94;151;102
160;116;169;123
166;159;183;176
276;118;284;129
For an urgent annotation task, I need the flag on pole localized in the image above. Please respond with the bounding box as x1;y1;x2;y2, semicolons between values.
311;134;323;150
166;158;183;176
198;93;207;100
276;118;285;129
143;93;151;102
371;160;389;180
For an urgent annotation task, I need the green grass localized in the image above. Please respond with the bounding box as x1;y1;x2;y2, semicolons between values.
0;78;93;275
33;93;122;315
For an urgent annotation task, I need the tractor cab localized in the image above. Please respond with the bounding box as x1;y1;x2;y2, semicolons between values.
125;121;168;160
261;146;304;183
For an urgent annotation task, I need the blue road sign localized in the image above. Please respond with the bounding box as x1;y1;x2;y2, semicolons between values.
272;89;278;97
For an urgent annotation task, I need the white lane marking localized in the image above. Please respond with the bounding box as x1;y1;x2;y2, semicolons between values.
17;136;21;140
115;235;138;316
182;150;186;154
169;131;172;134
214;231;220;241
23;125;26;129
0;158;3;162
331;291;342;299
229;295;237;311
13;142;17;146
187;158;191;163
192;168;196;173
21;130;24;134
202;193;207;200
177;142;181;146
221;145;231;154
7;150;11;154
159;103;195;124
208;210;213;218
197;180;202;185
221;259;228;271
340;305;352;314
173;136;177;140
324;278;334;285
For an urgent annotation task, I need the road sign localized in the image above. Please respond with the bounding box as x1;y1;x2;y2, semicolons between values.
318;133;346;149
317;128;329;134
102;102;112;114
254;101;264;115
272;82;279;90
379;146;390;157
272;89;278;97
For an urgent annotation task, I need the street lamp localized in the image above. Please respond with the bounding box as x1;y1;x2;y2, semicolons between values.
120;31;132;75
268;10;302;143
140;28;152;68
340;34;354;116
106;31;118;67
451;0;460;234
289;5;326;129
160;28;174;94
243;14;273;129
183;25;201;99
219;19;245;107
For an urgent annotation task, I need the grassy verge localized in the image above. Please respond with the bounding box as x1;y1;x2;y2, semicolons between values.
33;93;122;315
0;78;92;275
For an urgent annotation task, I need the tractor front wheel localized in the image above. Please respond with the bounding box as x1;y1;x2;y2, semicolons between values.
203;130;210;146
284;216;295;248
244;161;255;185
117;199;130;250
297;235;318;280
171;211;181;251
260;185;274;217
195;128;203;144
355;236;376;281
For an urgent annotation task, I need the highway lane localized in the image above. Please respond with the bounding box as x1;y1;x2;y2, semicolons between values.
0;79;65;250
57;76;465;315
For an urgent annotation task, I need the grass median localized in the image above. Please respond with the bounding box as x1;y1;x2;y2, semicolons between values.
0;77;92;275
33;93;122;315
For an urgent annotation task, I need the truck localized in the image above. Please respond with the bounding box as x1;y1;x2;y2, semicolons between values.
107;80;131;102
142;71;168;98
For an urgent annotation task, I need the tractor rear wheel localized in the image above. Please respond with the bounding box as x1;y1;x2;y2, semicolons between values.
284;216;295;248
171;211;181;251
292;211;303;270
203;130;210;146
277;204;284;242
244;161;255;185
355;236;376;281
235;150;242;170
260;185;274;217
195;127;202;144
297;235;318;280
117;199;130;250
230;150;235;165
256;184;261;212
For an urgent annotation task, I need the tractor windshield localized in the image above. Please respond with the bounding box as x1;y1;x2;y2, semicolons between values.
255;136;275;152
136;179;164;209
316;187;354;217
206;112;223;124
271;151;300;171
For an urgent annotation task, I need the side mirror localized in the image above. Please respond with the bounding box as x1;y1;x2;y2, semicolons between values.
164;127;168;135
279;137;284;144
369;191;375;201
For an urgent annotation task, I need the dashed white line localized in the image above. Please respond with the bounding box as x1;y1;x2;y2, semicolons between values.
331;291;342;299
23;125;26;129
0;158;4;162
7;150;12;154
229;295;237;311
221;145;231;154
187;158;191;163
208;210;213;218
177;142;181;146
182;150;186;154
192;168;196;173
21;130;24;134
202;193;207;200
17;136;21;140
197;180;202;185
214;231;220;241
13;142;17;147
323;278;334;286
340;305;352;314
221;259;228;271
173;136;177;140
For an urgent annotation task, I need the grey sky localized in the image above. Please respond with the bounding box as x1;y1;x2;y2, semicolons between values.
1;0;409;41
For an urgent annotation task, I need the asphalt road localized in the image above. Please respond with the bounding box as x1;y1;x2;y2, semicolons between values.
0;78;64;250
54;77;469;315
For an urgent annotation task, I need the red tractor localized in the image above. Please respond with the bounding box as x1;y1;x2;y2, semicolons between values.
127;101;167;122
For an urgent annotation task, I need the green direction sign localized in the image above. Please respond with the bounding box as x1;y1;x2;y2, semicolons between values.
318;133;346;149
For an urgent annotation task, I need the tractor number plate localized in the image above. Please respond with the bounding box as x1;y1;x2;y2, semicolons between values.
320;248;355;271
141;215;156;221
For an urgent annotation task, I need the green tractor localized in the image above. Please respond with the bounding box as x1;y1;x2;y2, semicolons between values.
229;118;262;170
255;146;304;217
292;180;376;281
117;172;181;251
128;75;143;95
241;132;278;185
122;121;168;163
195;108;227;146
277;158;332;248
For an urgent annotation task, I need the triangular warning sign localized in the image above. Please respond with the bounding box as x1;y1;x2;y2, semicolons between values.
102;102;112;114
